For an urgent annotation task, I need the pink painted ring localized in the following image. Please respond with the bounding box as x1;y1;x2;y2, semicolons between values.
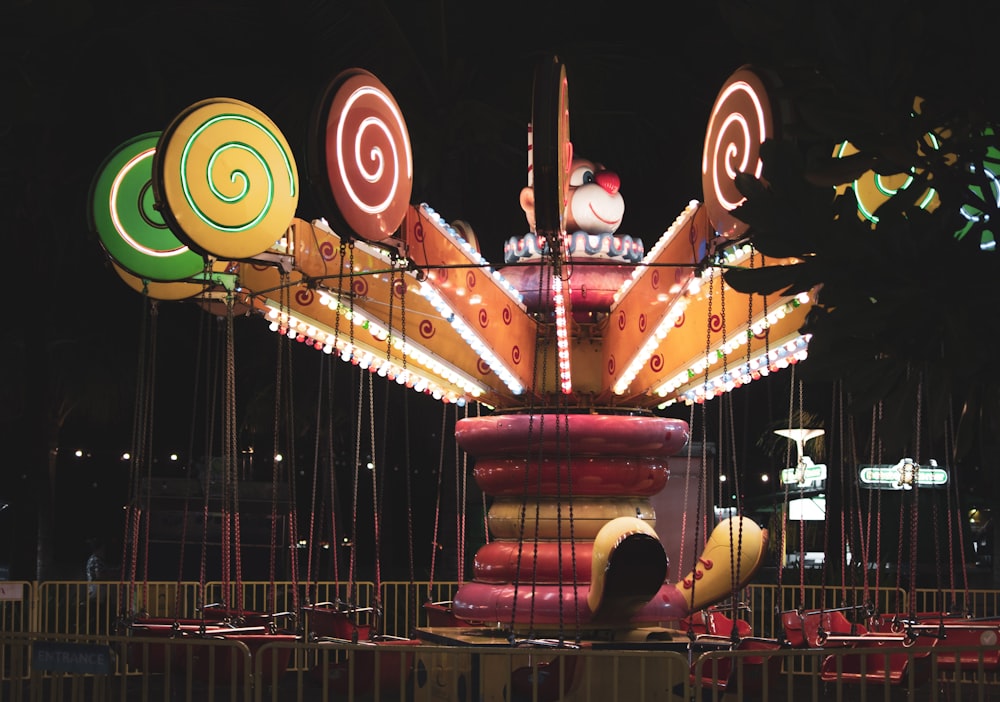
456;413;689;458
473;540;595;584
473;455;669;497
451;581;690;627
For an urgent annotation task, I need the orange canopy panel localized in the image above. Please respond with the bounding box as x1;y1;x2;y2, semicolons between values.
596;202;708;406
603;233;813;407
235;217;530;408
401;205;540;403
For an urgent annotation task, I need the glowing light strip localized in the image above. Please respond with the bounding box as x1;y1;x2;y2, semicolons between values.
337;87;413;215
703;82;766;211
612;291;692;396
261;301;485;406
614;200;701;304
552;274;572;394
417;281;524;395
179;114;295;232
110;148;189;258
311;290;488;398
418;204;525;307
657;331;812;407
617;252;805;398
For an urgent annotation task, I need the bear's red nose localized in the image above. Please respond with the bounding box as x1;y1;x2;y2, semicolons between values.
595;170;620;195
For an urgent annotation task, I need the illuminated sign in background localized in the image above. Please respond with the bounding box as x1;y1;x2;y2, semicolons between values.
858;459;949;490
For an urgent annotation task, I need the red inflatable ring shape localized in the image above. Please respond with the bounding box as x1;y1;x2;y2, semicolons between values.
455;413;689;458
473;540;598;584
473;455;669;497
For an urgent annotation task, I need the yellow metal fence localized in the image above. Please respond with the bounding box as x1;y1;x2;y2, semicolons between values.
8;579;1000;639
5;580;1000;700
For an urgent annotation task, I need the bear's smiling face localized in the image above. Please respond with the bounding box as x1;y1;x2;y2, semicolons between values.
519;157;625;235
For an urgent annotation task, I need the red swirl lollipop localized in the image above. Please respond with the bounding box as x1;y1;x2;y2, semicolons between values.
309;68;413;243
701;66;777;240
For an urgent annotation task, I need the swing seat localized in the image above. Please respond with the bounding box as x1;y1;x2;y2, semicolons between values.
875;615;1000;670
509;652;581;702
707;608;753;638
680;608;753;638
303;602;373;642
183;631;297;685
423;600;473;627
817;616;936;687
690;637;783;696
819;644;933;687
936;626;1000;670
126;617;267;674
782;609;867;648
780;610;807;647
312;636;417;696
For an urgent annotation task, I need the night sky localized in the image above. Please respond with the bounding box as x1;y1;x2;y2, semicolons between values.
3;1;992;583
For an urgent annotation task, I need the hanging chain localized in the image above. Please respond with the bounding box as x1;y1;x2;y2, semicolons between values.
678;402;696;592
906;371;923;619
348;243;362;609
139;300;159;615
511;258;550;641
305;352;324;606
428;404;447;597
269;275;288;615
686;267;713;633
368;372;382;636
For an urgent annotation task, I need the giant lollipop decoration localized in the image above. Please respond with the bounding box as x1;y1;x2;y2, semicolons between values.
701;66;777;240
308;68;413;244
530;56;572;247
153;98;299;260
89;132;207;285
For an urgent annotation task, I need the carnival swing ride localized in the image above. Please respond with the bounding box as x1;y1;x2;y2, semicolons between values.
88;56;843;696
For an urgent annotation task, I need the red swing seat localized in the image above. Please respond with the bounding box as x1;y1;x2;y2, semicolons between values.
312;636;417;696
510;652;581;702
184;630;297;685
126;617;267;674
819;644;932;686
870;613;1000;670
690;637;784;696
423;600;474;627
814;613;935;686
302;602;373;642
681;608;753;639
781;609;866;648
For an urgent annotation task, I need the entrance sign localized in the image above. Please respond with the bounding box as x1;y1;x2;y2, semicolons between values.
32;641;114;674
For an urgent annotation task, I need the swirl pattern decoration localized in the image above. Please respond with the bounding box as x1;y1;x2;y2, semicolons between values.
90;132;206;282
702;66;775;240
154;98;299;260
316;69;413;243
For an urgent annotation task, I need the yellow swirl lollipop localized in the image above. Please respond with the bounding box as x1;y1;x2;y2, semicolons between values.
154;98;298;259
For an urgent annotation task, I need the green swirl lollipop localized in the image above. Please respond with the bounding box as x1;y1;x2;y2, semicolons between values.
89;132;206;281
